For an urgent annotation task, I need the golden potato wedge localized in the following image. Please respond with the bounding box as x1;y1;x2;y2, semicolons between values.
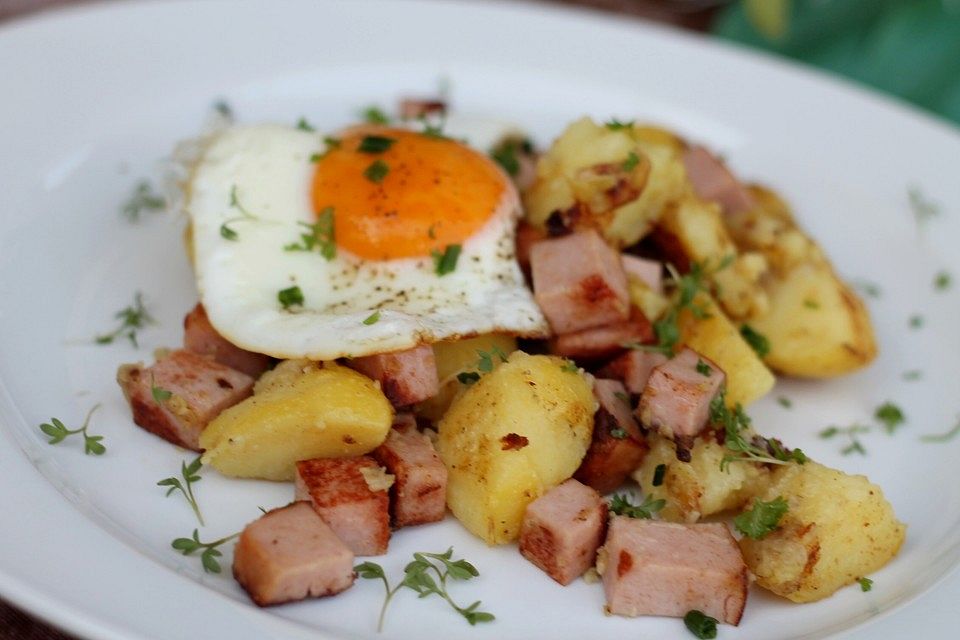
678;292;775;408
415;334;518;423
633;434;769;523
739;461;905;603
200;361;392;481
437;351;596;544
523;117;687;247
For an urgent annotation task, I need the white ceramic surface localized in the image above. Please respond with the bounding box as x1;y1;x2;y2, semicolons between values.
1;1;959;639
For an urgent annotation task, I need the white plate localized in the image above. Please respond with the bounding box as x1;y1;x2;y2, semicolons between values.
1;1;959;638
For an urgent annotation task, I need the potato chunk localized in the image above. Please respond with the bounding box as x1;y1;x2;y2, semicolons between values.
633;434;768;523
437;352;596;544
200;361;393;481
738;461;905;603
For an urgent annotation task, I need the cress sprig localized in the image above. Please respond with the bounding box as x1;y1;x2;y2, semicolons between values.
39;404;106;455
355;548;494;632
158;456;205;526
94;291;154;347
171;529;239;574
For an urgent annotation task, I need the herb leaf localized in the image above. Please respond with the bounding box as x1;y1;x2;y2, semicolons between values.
278;285;305;310
695;359;712;376
874;402;905;434
363;310;381;326
358;135;396;154
858;577;873;592
157;456;205;526
712;390;805;470
605;119;635;131
361;106;391;124
457;371;481;385
151;377;173;404
431;244;462;276
39;404;105;456
684;609;718;639
734;496;788;539
740;324;770;358
284;207;336;259
94;291;154;347
622;151;640;172
296;117;315;132
122;180;165;221
934;270;952;291
609;493;665;519
171;529;239;574
364;159;390;183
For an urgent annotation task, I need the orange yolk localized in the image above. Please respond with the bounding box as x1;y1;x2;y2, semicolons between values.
312;128;509;260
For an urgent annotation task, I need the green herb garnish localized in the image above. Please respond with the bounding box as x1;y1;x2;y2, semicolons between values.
364;159;390;183
695;359;712;376
560;360;579;373
652;463;666;487
740;324;770;358
151;376;173;404
491;142;520;176
355;548;494;632
908;186;939;225
220;184;262;240
358;135;396;154
476;347;508;373
157;456;205;526
171;529;239;574
684;610;718;639
95;291;154;347
609;427;628;439
212;100;233;120
39;404;105;456
858;577;873;592
874;402;905;434
278;285;305;310
734;496;788;539
777;396;792;409
296;117;315;132
363;310;381;326
122;180;165;221
456;371;481;385
902;369;923;381
605;119;635;131
855;281;882;298
361;106;391;124
713;390;806;470
432;244;461;276
284;207;336;259
921;418;960;443
609;493;665;519
311;136;342;162
909;314;924;329
622;151;640;172
819;424;870;455
934;270;952;291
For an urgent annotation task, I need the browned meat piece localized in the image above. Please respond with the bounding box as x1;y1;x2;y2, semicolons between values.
530;230;630;334
598;350;668;395
116;349;253;451
372;416;447;527
183;303;272;378
621;255;663;293
519;479;607;586
549;309;654;361
574;379;647;494
347;344;439;407
601;516;748;624
295;457;391;556
233;502;355;606
683;146;756;215
636;347;725;441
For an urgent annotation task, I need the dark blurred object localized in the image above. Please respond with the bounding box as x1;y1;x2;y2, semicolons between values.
549;0;723;30
714;0;960;125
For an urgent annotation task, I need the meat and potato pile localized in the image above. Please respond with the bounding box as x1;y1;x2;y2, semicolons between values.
115;115;902;628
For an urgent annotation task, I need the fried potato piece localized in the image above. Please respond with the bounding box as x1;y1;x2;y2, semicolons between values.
739;461;905;603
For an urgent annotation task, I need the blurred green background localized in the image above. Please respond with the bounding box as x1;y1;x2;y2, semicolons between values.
714;0;960;125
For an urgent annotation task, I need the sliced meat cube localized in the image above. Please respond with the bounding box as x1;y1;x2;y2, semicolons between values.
636;347;725;441
683;146;756;215
347;344;439;407
621;255;662;293
515;222;547;273
295;457;391;556
598;350;669;395
549;308;654;361
116;349;253;451
399;98;447;120
601;517;748;624
232;502;355;607
372;417;447;527
530;230;630;334
519;479;606;586
183;303;272;378
574;379;647;494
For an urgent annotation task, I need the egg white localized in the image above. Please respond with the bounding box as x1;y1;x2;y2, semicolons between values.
183;124;547;360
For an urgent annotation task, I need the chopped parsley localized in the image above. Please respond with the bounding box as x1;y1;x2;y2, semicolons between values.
476;347;508;373
310;136;342;162
605;118;635;131
777;396;793;409
695;359;712;376
364;159;390;183
221;184;261;240
284;207;336;260
122;180;165;221
431;244;461;276
734;496;788;539
295;117;315;132
278;285;304;310
739;324;770;358
652;463;666;487
622;151;640;172
151;377;173;404
358;135;396;154
934;270;952;291
362;310;381;325
819;424;870;455
858;577;873;592
684;610;718;639
490;141;521;176
560;360;579;373
609;493;665;519
874;402;905;434
360;105;391;124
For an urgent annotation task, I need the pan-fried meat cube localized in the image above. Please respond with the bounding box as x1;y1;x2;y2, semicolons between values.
295;457;391;556
530;230;630;334
516;222;547;273
601;517;748;624
232;502;355;606
519;479;607;585
348;344;439;407
599;350;668;395
183;303;272;378
683;146;756;215
116;349;254;451
372;417;447;527
621;255;662;293
574;379;647;494
549;309;654;361
637;348;724;441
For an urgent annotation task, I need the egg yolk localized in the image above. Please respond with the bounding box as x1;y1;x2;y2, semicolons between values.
312;128;509;260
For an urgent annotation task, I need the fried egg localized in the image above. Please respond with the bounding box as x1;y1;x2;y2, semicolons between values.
182;122;547;360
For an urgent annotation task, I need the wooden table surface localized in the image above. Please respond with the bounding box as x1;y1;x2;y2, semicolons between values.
0;1;717;638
